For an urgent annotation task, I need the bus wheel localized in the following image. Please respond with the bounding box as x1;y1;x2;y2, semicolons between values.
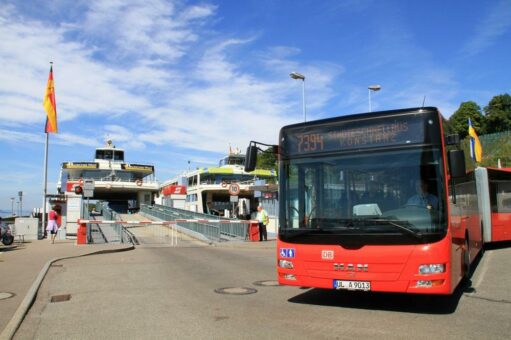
463;237;471;280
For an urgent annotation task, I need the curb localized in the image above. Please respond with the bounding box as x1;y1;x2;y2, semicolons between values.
0;244;135;340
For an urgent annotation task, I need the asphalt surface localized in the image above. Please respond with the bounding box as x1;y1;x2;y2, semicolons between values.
0;238;133;339
10;236;511;340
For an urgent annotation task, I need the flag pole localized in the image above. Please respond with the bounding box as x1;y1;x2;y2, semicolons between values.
41;61;54;238
42;132;49;238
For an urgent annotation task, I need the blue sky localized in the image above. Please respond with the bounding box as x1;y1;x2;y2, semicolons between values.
0;0;510;214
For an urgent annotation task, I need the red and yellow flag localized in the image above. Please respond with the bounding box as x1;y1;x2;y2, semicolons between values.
43;65;57;133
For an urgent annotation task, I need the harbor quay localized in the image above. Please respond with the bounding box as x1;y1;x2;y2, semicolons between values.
2;234;511;339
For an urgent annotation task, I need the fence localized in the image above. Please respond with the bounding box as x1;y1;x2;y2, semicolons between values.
140;204;253;242
77;217;258;245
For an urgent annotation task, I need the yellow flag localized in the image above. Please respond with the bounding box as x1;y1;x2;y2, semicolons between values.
468;118;482;162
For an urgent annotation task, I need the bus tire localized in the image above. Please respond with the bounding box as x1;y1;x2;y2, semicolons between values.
463;235;471;280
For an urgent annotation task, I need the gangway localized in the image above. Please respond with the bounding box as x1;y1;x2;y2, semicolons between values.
139;204;257;242
77;215;259;245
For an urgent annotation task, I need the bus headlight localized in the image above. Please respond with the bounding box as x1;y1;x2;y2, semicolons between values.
418;264;445;274
279;260;294;269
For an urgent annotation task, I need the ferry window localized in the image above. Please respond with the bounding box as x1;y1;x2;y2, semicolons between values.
114;151;124;161
186;194;198;202
201;174;215;184
103;150;113;160
188;176;197;187
96;150;104;159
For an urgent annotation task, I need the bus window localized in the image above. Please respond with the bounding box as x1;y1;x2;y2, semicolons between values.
496;182;511;213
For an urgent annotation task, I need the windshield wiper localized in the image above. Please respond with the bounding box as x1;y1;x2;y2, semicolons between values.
364;218;424;241
282;218;424;240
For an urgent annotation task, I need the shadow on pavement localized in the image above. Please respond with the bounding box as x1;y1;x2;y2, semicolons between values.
287;241;499;314
0;245;23;253
484;240;511;251
288;281;471;314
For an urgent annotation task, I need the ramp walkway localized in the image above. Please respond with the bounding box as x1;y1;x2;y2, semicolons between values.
139;204;253;243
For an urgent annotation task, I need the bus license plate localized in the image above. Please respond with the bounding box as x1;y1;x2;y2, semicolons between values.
333;280;371;291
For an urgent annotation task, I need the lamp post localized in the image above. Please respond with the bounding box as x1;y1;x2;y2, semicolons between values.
18;191;23;217
368;84;381;112
290;72;306;122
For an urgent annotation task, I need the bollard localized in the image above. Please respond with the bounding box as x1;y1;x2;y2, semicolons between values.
249;221;259;242
77;223;87;245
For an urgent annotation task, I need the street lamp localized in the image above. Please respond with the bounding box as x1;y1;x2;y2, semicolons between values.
290;72;307;122
18;191;23;217
368;84;381;112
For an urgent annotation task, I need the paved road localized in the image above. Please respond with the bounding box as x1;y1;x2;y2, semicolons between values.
0;239;130;334
14;238;511;339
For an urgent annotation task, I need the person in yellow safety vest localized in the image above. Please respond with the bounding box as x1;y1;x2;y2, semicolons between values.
257;205;269;241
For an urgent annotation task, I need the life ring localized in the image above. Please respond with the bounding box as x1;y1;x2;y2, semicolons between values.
135;180;142;186
221;181;227;188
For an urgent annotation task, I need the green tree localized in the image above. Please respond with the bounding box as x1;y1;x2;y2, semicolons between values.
484;93;511;133
256;147;277;170
448;101;484;138
442;117;454;135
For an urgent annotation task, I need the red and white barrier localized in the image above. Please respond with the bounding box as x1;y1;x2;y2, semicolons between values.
76;219;261;245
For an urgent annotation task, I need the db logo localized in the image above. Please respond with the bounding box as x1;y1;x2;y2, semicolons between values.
321;250;334;260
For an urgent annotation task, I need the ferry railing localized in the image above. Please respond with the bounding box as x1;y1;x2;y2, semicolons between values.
67;176;159;185
95;203;132;244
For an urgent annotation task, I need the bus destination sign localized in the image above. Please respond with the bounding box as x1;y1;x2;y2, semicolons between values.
282;113;434;156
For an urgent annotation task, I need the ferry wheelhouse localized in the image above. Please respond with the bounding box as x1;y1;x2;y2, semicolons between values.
58;140;159;212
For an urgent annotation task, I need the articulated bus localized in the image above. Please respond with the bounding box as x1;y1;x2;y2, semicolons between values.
476;167;511;243
246;107;510;295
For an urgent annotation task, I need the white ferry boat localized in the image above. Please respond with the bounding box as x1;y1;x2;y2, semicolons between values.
57;140;159;211
159;150;277;219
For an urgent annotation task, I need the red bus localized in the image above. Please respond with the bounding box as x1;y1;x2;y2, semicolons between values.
476;167;511;243
246;107;486;295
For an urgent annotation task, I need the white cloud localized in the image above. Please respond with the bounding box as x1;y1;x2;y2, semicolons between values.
0;1;343;156
462;0;511;57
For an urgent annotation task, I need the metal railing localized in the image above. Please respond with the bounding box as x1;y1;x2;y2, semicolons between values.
91;203;133;244
140;204;251;242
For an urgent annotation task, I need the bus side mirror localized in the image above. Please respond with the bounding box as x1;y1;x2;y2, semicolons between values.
445;134;460;146
245;145;258;172
448;150;466;178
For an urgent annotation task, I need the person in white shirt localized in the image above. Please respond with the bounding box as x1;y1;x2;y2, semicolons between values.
407;179;438;209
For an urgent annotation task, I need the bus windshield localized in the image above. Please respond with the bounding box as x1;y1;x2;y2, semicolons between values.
279;146;447;245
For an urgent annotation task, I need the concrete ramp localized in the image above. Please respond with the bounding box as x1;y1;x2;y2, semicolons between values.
116;213;205;247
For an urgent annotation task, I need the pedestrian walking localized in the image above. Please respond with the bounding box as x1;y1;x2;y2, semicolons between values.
46;206;60;243
257;205;268;241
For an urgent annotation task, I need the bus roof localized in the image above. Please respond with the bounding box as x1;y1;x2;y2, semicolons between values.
280;107;440;131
